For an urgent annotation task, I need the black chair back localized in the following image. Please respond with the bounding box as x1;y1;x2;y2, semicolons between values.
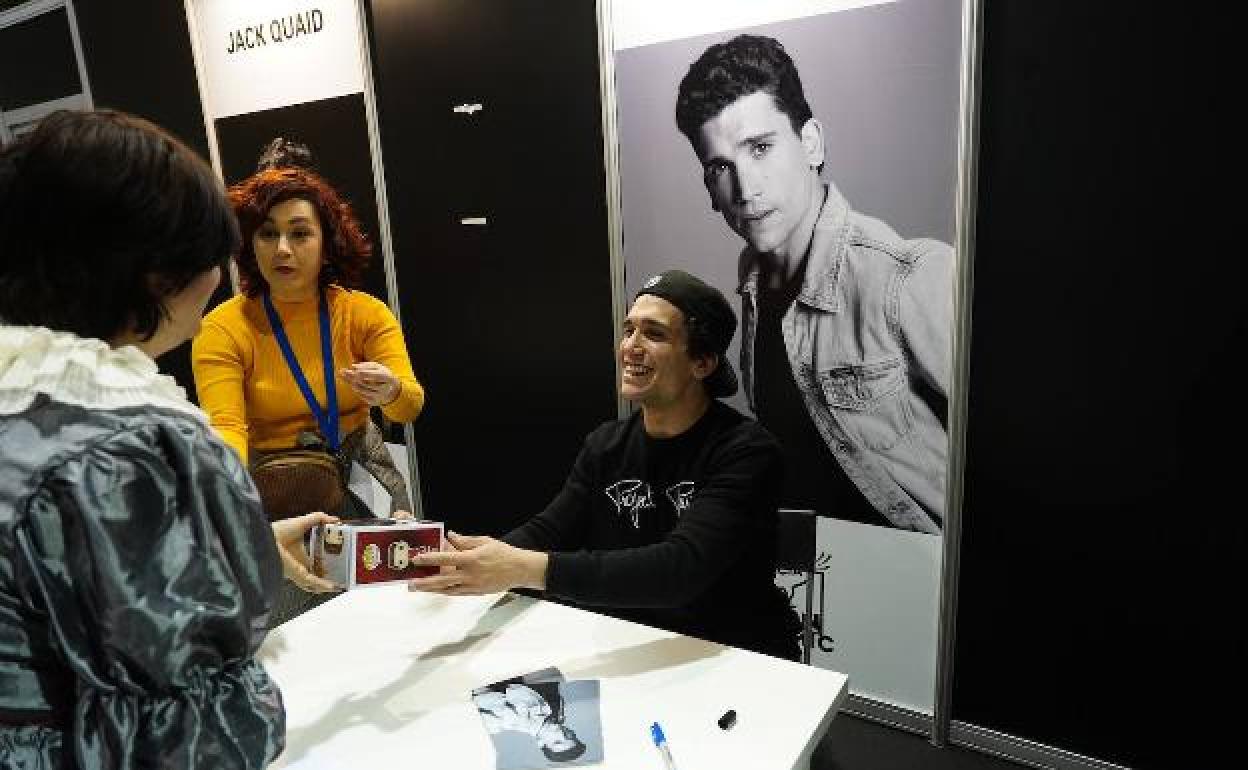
775;508;817;572
775;508;818;663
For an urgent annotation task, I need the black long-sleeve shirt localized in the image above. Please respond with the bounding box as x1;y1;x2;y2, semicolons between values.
505;400;799;659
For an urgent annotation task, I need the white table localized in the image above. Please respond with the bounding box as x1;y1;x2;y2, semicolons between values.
257;585;849;769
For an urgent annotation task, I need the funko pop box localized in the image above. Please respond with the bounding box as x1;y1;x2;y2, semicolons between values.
312;518;444;589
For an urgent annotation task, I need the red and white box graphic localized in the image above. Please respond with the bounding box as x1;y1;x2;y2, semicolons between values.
312;518;444;589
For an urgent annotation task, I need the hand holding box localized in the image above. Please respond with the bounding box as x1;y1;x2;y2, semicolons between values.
313;518;444;589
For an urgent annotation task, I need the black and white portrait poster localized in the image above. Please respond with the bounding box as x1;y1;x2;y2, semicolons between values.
612;0;965;712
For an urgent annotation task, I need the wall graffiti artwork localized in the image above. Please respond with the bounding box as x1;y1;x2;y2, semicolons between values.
777;552;836;653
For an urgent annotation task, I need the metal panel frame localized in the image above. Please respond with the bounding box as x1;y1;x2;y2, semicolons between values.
951;722;1135;770
931;0;984;748
846;694;934;736
0;0;93;139
927;4;1135;768
595;0;629;420
61;0;90;106
181;0;222;176
0;92;86;135
841;698;1135;770
352;0;423;516
0;0;64;27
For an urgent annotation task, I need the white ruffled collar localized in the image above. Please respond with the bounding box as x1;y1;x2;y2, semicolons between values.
0;325;204;420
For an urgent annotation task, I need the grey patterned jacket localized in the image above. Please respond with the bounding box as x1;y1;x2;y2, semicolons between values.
0;326;284;768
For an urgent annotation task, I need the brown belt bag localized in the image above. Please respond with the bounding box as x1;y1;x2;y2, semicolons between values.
251;448;345;522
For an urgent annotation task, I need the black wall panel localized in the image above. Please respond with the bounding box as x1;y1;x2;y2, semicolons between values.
953;4;1236;767
73;0;208;159
366;0;616;534
73;0;216;402
0;9;78;110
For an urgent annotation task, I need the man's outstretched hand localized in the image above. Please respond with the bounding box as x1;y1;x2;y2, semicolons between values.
406;531;548;595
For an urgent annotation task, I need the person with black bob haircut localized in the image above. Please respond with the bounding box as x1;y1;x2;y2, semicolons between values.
0;109;332;768
0;111;235;343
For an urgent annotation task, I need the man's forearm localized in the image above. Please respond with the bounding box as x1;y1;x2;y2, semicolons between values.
515;548;549;591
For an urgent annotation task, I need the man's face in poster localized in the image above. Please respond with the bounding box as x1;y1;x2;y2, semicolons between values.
535;721;580;756
695;90;824;259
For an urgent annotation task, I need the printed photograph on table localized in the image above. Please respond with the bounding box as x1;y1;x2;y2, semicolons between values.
615;0;962;535
471;668;604;769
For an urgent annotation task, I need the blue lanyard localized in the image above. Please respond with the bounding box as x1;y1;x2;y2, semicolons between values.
262;291;340;452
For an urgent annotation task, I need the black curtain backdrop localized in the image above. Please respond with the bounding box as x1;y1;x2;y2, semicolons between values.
0;8;79;110
366;0;617;535
953;3;1235;767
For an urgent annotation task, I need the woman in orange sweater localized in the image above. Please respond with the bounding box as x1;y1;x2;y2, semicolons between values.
192;166;424;543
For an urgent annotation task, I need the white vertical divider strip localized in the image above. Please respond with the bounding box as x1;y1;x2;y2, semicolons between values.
62;0;92;108
181;0;231;292
352;0;423;518
596;0;628;419
181;0;222;178
931;0;984;748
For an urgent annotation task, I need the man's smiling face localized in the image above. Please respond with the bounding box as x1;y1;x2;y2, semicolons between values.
618;294;710;407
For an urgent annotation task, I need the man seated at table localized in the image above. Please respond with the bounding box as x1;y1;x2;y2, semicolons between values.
408;270;801;660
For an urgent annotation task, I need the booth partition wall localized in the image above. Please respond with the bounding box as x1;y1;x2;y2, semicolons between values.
0;0;90;145
947;3;1234;768
364;0;618;536
612;0;962;730
8;1;1232;768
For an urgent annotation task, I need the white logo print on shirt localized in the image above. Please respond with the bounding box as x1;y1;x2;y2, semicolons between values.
665;481;696;516
605;480;654;528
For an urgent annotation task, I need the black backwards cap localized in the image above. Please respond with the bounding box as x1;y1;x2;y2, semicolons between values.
635;269;739;398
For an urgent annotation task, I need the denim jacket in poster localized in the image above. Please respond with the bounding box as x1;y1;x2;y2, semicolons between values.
737;183;953;533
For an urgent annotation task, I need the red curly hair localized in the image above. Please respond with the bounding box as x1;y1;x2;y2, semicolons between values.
228;167;370;296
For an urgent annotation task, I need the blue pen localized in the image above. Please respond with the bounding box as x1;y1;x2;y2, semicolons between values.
650;721;678;770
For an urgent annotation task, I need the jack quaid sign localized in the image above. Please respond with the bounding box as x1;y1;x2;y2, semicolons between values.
226;9;325;55
190;0;364;119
